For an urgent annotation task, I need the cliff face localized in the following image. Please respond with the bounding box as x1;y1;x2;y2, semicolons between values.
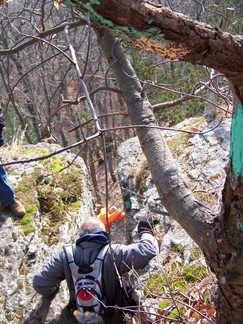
0;143;95;323
117;117;231;239
116;117;231;321
0;117;231;323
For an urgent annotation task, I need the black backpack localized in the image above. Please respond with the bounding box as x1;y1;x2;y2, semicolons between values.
64;244;109;323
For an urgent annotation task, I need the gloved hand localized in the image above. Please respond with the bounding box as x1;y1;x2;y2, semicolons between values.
98;206;125;231
138;214;159;237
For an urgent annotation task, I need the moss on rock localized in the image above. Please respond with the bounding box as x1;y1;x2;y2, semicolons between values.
12;173;39;235
5;146;84;240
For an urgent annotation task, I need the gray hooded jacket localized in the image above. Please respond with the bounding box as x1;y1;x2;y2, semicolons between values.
33;231;159;308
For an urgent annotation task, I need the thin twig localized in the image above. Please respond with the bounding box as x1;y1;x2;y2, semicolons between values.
64;24;102;133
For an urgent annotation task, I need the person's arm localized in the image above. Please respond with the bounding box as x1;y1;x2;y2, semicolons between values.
33;249;66;297
113;215;159;273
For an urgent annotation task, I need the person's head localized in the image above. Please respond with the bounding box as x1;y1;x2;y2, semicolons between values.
79;217;106;236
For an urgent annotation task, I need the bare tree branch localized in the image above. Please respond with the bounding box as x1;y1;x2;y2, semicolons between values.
0;19;86;55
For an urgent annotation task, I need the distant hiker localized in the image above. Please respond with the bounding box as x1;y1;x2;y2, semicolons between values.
33;215;159;323
0;105;25;217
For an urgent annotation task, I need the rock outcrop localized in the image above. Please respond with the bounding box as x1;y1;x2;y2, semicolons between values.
116;117;230;319
117;117;230;253
0;117;231;323
0;143;95;323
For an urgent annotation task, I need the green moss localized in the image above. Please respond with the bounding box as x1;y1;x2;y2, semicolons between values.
146;263;208;295
182;264;208;282
43;156;64;173
20;214;36;235
148;262;209;320
25;147;50;156
166;117;205;156
174;278;187;291
171;243;184;254
66;200;82;212
5;148;84;241
167;133;190;157
158;299;170;309
8;147;26;160
145;273;169;295
75;0;170;45
12;173;39;236
168;306;184;319
37;160;83;245
189;246;202;262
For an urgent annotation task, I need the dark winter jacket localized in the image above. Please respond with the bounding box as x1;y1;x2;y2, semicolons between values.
33;230;159;308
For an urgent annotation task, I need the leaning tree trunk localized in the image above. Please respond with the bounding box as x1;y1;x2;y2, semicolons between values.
97;28;243;323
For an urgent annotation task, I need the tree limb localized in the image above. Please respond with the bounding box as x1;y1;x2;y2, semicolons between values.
0;19;86;55
97;27;218;255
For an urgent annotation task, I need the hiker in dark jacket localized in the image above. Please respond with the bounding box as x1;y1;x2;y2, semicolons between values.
33;215;159;323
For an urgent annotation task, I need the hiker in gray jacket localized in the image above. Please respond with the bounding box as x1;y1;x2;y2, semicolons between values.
33;215;159;323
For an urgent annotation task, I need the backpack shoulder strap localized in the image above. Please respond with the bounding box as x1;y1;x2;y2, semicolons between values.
90;244;109;277
64;244;109;279
63;244;80;278
64;243;74;263
95;244;109;262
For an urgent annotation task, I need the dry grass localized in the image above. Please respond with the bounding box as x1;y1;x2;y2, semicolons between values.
0;126;26;161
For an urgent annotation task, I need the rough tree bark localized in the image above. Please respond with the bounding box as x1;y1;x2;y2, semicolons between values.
69;0;243;100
